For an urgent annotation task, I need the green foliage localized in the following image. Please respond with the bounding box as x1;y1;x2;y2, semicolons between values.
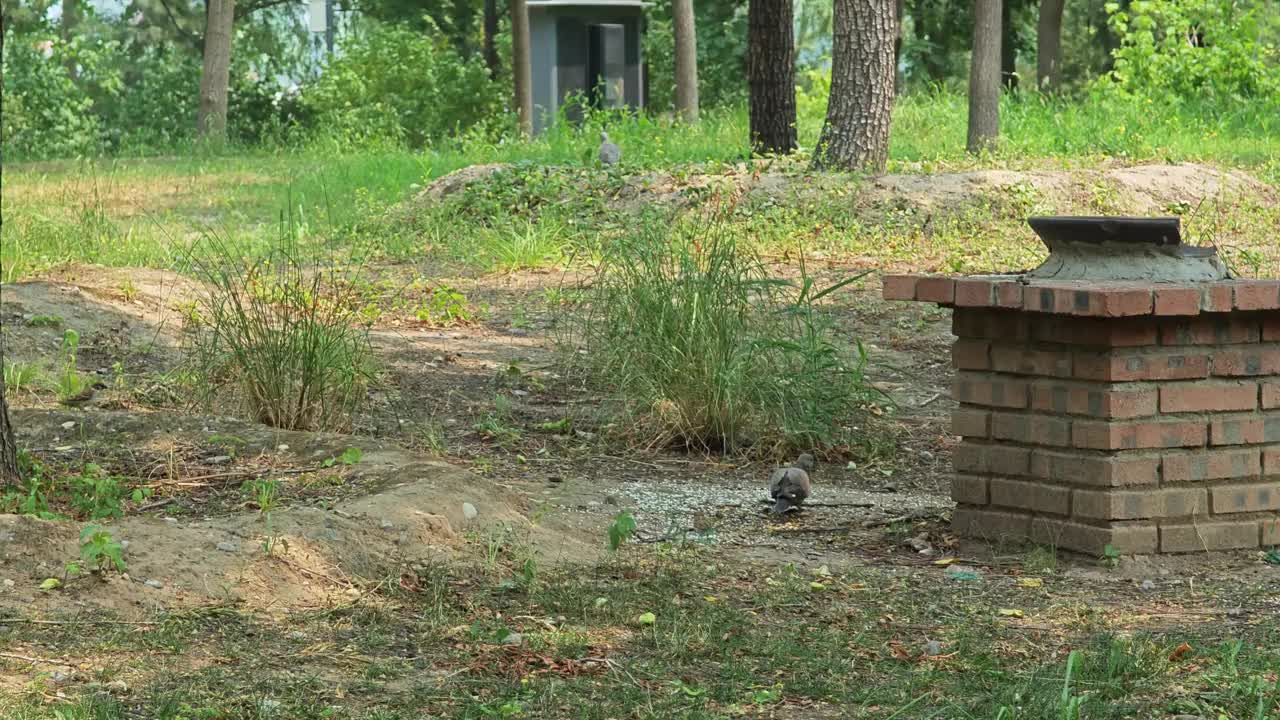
55;329;88;401
3;361;46;396
1;31;105;158
68;464;128;520
607;511;637;552
302;21;505;147
79;525;126;574
322;447;364;467
1103;0;1280;104
182;231;377;432
570;216;872;454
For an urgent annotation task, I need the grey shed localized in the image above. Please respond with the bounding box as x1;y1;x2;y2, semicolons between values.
527;0;649;135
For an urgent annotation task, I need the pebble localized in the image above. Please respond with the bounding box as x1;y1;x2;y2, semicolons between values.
923;640;943;656
119;540;130;551
462;502;478;521
1140;579;1156;591
60;421;76;430
919;451;935;462
163;517;178;525
604;494;620;506
215;541;239;553
1;579;15;590
106;680;128;693
50;670;72;683
379;519;395;530
144;579;163;589
207;455;232;465
501;632;524;646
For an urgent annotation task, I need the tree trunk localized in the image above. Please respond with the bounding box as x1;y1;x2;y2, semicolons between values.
967;0;1001;153
748;0;797;155
61;0;80;77
484;0;500;79
1037;0;1065;90
894;0;904;94
510;0;533;136
1001;0;1018;89
672;0;699;123
197;0;235;140
0;13;16;488
811;0;896;171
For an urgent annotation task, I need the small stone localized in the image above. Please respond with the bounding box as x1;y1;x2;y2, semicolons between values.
512;389;529;397
105;680;128;693
119;540;130;551
501;632;524;646
50;670;73;683
60;421;76;430
604;495;620;506
462;502;478;521
276;444;289;451
1;579;15;589
287;631;307;640
1140;579;1156;592
923;640;943;656
144;579;163;589
163;518;178;525
207;455;232;465
920;450;935;462
905;534;932;553
216;541;239;553
379;519;395;530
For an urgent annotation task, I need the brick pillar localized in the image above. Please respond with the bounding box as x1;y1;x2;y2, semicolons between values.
887;275;1280;555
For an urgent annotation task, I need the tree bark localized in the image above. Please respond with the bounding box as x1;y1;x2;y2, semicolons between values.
672;0;699;123
510;0;533;136
484;0;500;80
967;0;1001;154
811;0;896;171
748;0;797;155
61;0;80;77
197;0;235;141
1001;0;1018;89
1037;0;1065;90
0;12;17;488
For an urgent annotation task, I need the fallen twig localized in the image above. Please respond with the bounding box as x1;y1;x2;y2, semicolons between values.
0;651;68;666
863;509;949;528
0;618;157;626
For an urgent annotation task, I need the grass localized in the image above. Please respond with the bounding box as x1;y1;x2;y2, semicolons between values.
0;544;1277;719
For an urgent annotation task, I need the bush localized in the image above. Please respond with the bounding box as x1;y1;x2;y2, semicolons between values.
1103;0;1280;104
302;21;505;147
568;213;871;455
183;233;376;431
1;31;105;158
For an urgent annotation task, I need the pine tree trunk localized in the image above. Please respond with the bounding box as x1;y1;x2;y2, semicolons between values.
1037;0;1065;90
484;0;500;80
811;0;897;171
197;0;235;140
967;0;1001;153
748;0;797;155
0;11;16;488
510;0;533;136
672;0;699;123
1001;0;1018;89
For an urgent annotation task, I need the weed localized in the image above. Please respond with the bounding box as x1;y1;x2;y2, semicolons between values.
183;231;376;431
79;525;126;573
419;420;448;455
26;314;63;327
3;360;45;395
55;329;87;401
244;477;284;554
414;285;476;326
569;217;872;454
607;511;637;552
119;279;140;302
1100;544;1122;567
1024;545;1059;574
67;464;129;520
322;447;364;467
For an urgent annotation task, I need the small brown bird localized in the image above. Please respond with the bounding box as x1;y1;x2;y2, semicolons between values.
768;454;815;514
59;382;107;408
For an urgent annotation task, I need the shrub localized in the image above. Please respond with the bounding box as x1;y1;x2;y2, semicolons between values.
182;233;376;431
1;31;105;158
301;21;505;147
567;212;871;454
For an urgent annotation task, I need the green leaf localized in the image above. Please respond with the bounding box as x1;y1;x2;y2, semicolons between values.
39;578;62;591
339;447;363;465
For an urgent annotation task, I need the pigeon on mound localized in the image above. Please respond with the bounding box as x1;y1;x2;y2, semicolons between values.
768;454;814;514
598;131;621;166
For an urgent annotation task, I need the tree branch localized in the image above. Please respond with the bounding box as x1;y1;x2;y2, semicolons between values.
235;0;299;20
156;0;203;51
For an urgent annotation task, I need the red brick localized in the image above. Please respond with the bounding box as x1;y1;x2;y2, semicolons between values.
1161;448;1260;483
954;278;996;307
991;413;1071;447
952;409;990;437
1030;518;1158;555
1234;280;1280;311
953;374;1029;408
1265;447;1280;476
990;479;1071;515
952;310;1029;341
1090;288;1155;317
1263;518;1280;545
1160;521;1260;552
916;276;956;304
952;443;1030;476
1030;383;1156;419
1159;317;1261;345
1030;317;1157;347
1074;351;1210;381
1153;287;1202;316
1261;382;1280;409
991;347;1072;377
952;475;989;505
1023;285;1153;317
1211;348;1280;377
1030;450;1159;487
1160;382;1258;413
952;340;991;370
1202;284;1234;313
952;507;1031;543
1072;419;1206;450
1073;488;1206;520
995;281;1023;308
1210;484;1280;514
1023;285;1077;314
1209;416;1265;446
1264;318;1280;342
882;275;919;301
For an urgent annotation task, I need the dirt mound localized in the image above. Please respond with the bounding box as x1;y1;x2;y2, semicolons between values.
414;161;1272;218
0;409;597;617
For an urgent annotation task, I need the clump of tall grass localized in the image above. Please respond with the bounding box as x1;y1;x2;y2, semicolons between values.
181;231;376;431
567;211;872;455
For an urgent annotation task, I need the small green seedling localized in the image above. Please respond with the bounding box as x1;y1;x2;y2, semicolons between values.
80;525;126;574
607;511;637;552
1099;544;1121;568
323;447;363;467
